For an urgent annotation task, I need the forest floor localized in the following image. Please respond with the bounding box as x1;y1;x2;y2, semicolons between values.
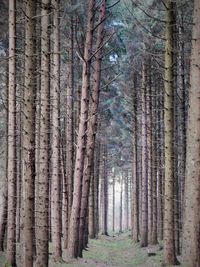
0;232;164;267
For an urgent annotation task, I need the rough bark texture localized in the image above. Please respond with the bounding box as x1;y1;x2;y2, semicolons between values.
0;186;7;251
140;65;148;247
35;0;50;266
51;0;62;261
6;0;17;266
22;0;36;266
79;0;106;255
67;0;95;258
163;0;178;265
65;0;74;248
131;74;139;243
182;1;200;266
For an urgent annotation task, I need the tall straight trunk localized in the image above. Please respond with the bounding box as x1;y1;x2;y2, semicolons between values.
157;82;164;241
101;145;108;235
51;0;62;261
140;64;148;247
151;79;158;245
35;1;41;256
22;1;37;266
119;174;123;233
79;0;106;255
0;64;9;252
182;1;200;265
88;160;95;238
65;0;75;246
94;142;100;236
6;0;17;266
163;0;178;265
35;0;50;265
112;170;115;233
131;74;139;242
0;186;7;251
124;171;129;230
67;0;95;258
16;84;23;244
146;62;152;242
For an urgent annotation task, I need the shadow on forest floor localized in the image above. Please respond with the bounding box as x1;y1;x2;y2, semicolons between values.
0;232;165;267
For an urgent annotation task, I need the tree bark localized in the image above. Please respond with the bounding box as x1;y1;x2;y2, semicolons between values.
140;64;148;247
22;0;37;266
131;74;139;242
67;0;95;258
35;0;50;265
182;1;200;265
163;0;178;265
51;0;62;261
78;0;106;255
6;0;17;266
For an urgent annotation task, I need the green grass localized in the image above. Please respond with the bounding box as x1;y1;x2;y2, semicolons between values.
0;233;164;267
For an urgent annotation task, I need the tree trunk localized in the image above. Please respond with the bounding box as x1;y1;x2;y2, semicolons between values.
131;74;139;242
22;0;37;266
163;0;178;265
112;170;115;233
65;0;75;247
101;145;108;236
182;1;200;265
88;161;95;238
0;186;7;251
140;64;148;247
35;0;50;265
6;0;17;266
124;171;129;231
119;174;123;233
151;78;158;245
78;0;106;255
51;0;62;261
67;0;95;258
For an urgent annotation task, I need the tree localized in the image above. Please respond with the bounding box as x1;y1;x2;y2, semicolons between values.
163;0;178;265
140;63;148;247
51;0;62;261
6;0;17;266
67;0;95;258
79;0;107;254
35;0;50;265
182;0;200;265
22;0;37;266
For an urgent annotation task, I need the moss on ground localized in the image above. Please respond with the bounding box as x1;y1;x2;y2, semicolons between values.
0;232;164;267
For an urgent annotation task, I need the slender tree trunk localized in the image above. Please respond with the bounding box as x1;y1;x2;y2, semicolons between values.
182;1;200;265
78;0;106;255
140;64;148;247
124;171;129;231
65;0;75;247
0;186;7;251
6;1;17;266
163;1;178;264
51;0;62;261
22;1;37;266
112;170;115;233
89;160;95;238
119;174;123;233
94;142;100;236
101;145;108;236
67;0;95;258
131;74;139;242
151;79;158;245
35;0;50;265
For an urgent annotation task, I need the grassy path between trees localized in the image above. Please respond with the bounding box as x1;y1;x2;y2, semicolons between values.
0;232;164;266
